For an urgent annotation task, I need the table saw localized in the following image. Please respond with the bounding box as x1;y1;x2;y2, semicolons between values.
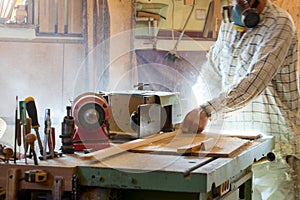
0;130;274;200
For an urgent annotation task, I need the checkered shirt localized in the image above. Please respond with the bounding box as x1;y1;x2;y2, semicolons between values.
201;0;300;156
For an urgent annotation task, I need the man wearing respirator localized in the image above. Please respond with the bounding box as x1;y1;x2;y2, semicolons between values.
181;0;300;199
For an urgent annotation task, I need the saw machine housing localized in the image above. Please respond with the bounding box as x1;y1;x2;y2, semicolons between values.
72;92;110;151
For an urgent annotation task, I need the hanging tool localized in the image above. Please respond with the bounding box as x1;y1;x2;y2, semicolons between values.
25;97;44;155
25;133;38;165
165;0;196;61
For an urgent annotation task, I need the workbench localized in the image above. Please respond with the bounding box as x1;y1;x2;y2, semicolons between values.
0;132;274;200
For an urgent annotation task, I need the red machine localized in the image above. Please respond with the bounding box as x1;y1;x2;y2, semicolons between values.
72;92;110;151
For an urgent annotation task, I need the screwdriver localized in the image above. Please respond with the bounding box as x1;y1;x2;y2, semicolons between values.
25;97;43;155
19;100;27;163
14;96;18;163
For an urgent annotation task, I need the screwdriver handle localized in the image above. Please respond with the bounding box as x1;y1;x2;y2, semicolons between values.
19;101;27;125
25;97;43;155
25;97;40;128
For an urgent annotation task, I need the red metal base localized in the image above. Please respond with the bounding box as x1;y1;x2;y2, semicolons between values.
73;128;109;151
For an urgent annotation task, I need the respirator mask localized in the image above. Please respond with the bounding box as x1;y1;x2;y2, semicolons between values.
222;0;260;31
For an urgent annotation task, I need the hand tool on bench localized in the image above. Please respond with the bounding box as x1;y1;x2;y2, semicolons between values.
25;97;44;155
3;147;13;163
24;118;32;158
19;100;27;163
13;96;18;163
42;109;55;160
25;133;38;165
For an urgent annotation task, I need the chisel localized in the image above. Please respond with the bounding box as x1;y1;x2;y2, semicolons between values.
14;96;18;163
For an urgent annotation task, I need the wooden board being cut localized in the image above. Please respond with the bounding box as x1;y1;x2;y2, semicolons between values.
131;133;250;158
80;131;253;161
204;130;262;140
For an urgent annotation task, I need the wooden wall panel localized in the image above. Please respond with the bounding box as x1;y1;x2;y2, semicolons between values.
27;0;34;24
34;0;39;28
39;0;55;33
68;0;83;34
108;0;134;90
57;0;67;34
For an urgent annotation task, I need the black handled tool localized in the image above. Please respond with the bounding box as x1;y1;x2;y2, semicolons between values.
25;97;43;155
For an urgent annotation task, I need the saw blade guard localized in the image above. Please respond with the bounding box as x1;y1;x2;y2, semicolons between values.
72;92;110;150
73;92;110;131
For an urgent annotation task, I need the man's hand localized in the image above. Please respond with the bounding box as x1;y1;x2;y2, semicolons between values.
180;107;209;134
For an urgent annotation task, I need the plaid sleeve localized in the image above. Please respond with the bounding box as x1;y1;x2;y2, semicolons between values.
201;9;298;121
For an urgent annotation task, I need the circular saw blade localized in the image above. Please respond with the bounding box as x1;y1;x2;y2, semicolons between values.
77;102;106;130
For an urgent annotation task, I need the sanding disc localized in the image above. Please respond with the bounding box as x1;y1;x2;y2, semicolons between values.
0;118;7;139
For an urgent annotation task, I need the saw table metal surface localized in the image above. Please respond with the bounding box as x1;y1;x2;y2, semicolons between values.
0;133;274;200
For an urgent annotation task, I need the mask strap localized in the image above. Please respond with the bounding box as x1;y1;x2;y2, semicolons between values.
251;0;259;8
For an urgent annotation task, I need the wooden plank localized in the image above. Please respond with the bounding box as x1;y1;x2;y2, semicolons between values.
208;130;262;140
203;130;263;140
203;0;214;38
194;137;250;157
213;0;222;38
57;0;67;33
34;0;39;29
80;131;178;160
132;133;250;158
89;152;213;174
177;138;215;153
81;131;256;160
27;0;33;24
177;141;204;154
39;0;55;33
184;0;194;5
68;0;83;34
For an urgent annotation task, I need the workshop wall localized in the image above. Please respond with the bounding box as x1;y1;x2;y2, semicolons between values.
107;0;136;91
0;39;84;147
